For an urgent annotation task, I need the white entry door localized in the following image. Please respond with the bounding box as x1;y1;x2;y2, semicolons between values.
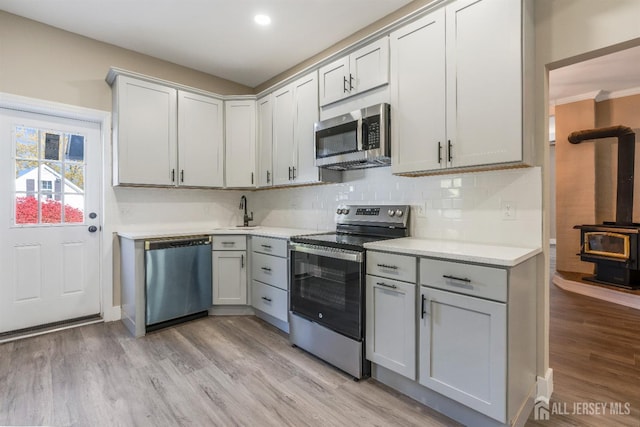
0;108;102;333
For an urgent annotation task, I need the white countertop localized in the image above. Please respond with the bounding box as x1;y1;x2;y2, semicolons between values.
117;226;326;240
364;237;542;267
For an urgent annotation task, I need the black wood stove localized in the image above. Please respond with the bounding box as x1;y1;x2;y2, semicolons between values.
571;125;640;289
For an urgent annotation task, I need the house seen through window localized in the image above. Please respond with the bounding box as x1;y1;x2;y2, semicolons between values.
14;126;86;225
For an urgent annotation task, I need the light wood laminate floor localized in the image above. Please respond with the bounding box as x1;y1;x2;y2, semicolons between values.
526;246;640;426
0;315;459;426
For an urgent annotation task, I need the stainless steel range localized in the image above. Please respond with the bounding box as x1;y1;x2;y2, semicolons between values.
289;204;410;379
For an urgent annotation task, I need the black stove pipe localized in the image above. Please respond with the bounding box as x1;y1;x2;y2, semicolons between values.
568;125;635;225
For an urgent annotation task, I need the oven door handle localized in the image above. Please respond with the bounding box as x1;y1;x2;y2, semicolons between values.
290;243;363;263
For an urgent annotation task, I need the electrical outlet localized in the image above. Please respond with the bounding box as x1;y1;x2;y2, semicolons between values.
415;202;428;218
501;200;517;220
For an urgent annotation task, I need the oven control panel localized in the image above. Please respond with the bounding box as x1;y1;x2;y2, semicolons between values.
335;204;410;227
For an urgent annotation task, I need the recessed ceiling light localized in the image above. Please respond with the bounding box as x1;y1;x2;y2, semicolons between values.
254;14;271;26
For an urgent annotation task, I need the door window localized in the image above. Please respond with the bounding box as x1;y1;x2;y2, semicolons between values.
13;126;85;225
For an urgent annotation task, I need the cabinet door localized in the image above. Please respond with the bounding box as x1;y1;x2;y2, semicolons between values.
212;250;247;305
419;286;506;422
257;95;273;187
272;85;295;186
366;276;415;380
225;100;256;188
292;71;320;184
445;0;521;168
390;10;446;174
115;76;177;185
350;37;389;95
318;56;349;106
177;91;223;187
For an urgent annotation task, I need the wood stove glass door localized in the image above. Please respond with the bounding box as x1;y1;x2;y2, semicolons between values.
584;232;630;260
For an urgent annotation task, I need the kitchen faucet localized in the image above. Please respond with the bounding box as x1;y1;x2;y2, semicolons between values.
239;195;253;227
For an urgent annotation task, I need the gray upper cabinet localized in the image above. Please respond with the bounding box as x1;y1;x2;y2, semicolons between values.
225;99;257;188
113;75;177;186
319;37;389;107
111;73;224;188
391;0;527;175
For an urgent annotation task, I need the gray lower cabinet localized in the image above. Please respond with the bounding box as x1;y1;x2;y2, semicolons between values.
212;235;247;305
418;257;536;424
366;252;417;380
250;236;290;331
367;250;537;426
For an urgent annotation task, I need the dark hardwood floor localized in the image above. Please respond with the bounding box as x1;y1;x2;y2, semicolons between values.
0;315;459;426
526;246;640;426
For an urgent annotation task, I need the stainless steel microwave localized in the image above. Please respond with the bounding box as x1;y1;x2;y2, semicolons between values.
314;103;390;170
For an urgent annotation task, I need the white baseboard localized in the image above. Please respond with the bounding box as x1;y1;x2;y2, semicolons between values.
536;368;554;403
103;305;122;322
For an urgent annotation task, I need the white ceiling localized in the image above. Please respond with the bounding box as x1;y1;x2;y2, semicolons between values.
549;45;640;104
0;0;414;88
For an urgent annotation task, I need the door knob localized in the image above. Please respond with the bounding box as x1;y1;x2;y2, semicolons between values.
88;225;98;233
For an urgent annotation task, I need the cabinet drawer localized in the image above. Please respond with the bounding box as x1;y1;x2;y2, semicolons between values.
212;235;246;250
367;251;417;283
251;236;288;257
420;258;507;302
252;252;288;290
251;280;288;322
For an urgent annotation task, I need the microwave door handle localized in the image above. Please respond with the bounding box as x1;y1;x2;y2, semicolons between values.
357;118;364;151
361;121;369;150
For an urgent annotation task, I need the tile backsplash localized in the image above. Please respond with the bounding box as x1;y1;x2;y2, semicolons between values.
254;166;542;248
110;166;542;249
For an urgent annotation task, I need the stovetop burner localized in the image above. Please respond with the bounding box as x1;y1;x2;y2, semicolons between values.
290;232;398;252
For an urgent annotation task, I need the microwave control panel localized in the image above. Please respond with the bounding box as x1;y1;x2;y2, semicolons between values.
363;117;380;150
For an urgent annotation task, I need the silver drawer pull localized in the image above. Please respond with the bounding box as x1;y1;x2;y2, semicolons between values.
261;267;272;272
222;241;235;245
376;282;397;289
261;296;272;302
443;274;471;283
377;263;398;270
261;244;272;249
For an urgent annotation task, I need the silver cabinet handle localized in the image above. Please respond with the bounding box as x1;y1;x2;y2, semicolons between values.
443;274;471;283
448;140;453;162
261;296;272;302
438;142;442;164
251;172;254;185
349;73;354;91
377;263;398;270
171;169;175;183
376;282;397;290
292;166;296;180
343;76;349;93
222;241;235;246
241;254;244;268
180;170;184;183
266;170;271;183
261;266;272;272
261;244;272;249
421;294;428;319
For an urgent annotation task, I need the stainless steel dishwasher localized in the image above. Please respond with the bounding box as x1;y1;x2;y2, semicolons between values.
145;235;212;330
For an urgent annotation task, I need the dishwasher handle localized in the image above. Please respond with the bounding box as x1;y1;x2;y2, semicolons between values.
145;235;212;250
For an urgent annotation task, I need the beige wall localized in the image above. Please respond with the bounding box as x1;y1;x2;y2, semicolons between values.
535;0;640;375
0;11;252;112
555;100;596;274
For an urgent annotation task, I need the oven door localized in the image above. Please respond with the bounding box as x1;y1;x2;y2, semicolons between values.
290;243;364;340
